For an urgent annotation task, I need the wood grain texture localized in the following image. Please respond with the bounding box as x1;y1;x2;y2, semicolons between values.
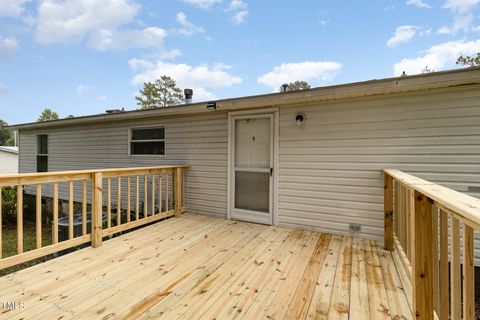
450;215;461;320
462;224;475;320
35;184;42;249
439;210;449;320
412;191;434;320
91;172;103;248
16;185;23;254
384;173;394;250
0;214;412;319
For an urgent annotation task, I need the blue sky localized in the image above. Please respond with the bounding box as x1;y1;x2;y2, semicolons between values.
0;0;479;124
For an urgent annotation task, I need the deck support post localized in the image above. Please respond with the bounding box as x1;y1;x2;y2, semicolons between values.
174;168;182;218
92;172;103;248
384;173;394;250
412;191;434;320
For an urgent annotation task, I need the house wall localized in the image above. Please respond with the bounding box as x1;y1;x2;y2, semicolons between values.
19;112;228;217
277;85;480;244
17;84;480;242
0;151;18;174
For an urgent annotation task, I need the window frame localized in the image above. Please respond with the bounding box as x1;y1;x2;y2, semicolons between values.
36;134;49;172
128;125;166;157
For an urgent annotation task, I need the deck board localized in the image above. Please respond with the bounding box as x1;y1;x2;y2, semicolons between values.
0;214;412;320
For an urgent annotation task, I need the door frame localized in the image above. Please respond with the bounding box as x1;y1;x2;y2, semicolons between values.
227;108;279;226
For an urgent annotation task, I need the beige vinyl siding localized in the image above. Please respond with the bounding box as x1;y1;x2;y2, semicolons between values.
19;112;228;217
17;84;480;255
278;85;480;242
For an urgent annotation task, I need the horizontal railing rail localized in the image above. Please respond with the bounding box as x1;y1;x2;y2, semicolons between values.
384;169;480;320
0;165;188;271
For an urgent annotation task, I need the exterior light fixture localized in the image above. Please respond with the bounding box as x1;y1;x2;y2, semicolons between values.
206;101;217;110
295;112;306;127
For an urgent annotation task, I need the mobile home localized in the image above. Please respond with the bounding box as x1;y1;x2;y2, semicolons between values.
11;68;480;240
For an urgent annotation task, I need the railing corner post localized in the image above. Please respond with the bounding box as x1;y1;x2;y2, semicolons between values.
412;190;434;320
92;172;103;248
384;172;394;251
174;167;182;218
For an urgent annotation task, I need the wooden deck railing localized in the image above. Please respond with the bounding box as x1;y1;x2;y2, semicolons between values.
384;169;480;320
0;165;188;270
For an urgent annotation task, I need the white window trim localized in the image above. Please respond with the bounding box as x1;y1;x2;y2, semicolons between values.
128;125;166;157
36;134;49;172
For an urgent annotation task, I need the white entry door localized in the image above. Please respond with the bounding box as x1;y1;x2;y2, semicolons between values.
231;114;274;225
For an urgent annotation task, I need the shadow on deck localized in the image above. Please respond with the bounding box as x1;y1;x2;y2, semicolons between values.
0;214;412;319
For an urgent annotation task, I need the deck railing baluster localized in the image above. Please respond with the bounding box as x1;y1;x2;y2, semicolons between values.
36;184;42;249
0;165;187;270
82;180;87;236
17;185;23;254
384;169;480;320
127;176;131;223
0;186;2;259
117;176;121;226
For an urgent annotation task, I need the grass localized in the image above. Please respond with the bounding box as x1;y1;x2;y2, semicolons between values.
1;221;52;276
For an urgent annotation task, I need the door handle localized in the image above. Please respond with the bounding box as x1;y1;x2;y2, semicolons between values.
270;168;273;177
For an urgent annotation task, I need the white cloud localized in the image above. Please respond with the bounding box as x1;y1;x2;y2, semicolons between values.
76;84;91;94
393;39;480;75
129;59;242;101
226;0;248;25
175;12;205;37
88;27;166;51
387;25;418;47
439;0;480;33
35;0;138;44
34;0;164;51
443;0;480;13
0;0;31;18
438;12;475;33
231;10;248;25
406;0;432;9
180;0;222;9
257;61;343;89
0;36;18;62
318;20;330;27
159;49;183;60
99;95;107;101
0;84;9;94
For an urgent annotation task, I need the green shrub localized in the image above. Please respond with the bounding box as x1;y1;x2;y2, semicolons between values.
1;186;18;224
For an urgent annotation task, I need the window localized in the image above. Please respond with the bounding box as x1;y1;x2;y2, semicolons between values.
37;135;48;172
129;126;165;155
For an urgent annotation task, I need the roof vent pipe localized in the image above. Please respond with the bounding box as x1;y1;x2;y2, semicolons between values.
105;108;125;114
184;89;193;104
281;84;289;92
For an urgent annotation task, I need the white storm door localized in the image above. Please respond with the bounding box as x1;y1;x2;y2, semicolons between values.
231;114;273;225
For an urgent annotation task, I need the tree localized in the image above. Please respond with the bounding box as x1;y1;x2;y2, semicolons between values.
37;108;59;122
280;81;311;92
0;119;14;146
422;65;434;74
456;53;480;67
135;82;158;109
135;76;184;109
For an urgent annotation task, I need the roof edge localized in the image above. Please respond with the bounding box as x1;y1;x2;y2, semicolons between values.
9;66;480;131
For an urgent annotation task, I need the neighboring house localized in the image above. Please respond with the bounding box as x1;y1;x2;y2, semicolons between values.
0;146;18;174
9;67;480;242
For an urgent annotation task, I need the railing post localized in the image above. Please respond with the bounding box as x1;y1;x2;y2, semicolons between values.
384;173;394;250
412;191;434;320
174;167;182;218
91;172;103;248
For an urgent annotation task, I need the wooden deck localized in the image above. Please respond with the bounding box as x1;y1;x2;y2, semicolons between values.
0;214;412;319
